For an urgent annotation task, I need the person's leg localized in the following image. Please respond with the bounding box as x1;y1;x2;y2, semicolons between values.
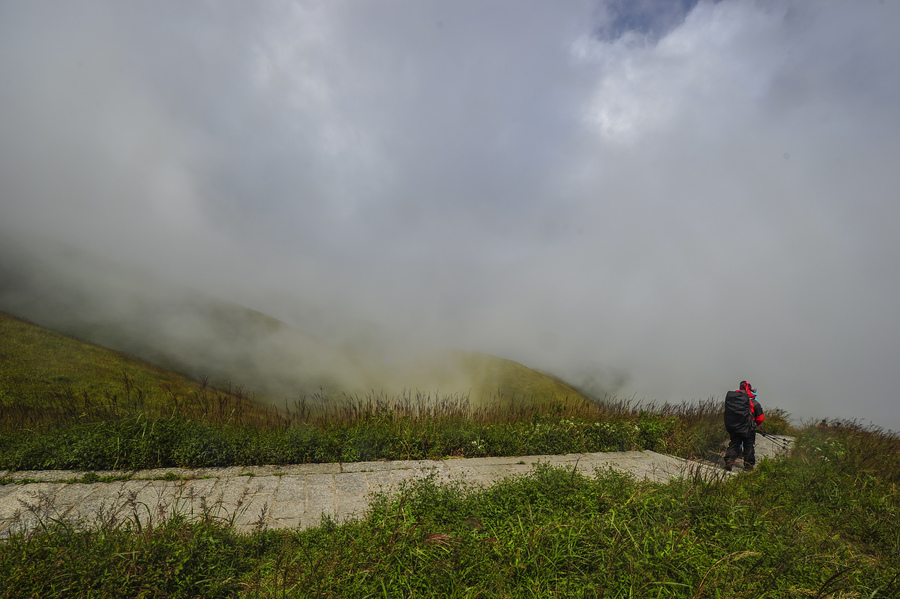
724;431;743;470
742;430;757;470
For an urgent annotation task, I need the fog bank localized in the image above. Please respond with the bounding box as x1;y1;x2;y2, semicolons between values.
2;1;899;429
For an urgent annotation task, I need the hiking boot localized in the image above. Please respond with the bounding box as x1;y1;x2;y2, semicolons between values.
724;459;735;472
743;463;755;472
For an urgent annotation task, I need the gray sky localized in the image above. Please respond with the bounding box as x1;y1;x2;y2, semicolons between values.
2;0;899;429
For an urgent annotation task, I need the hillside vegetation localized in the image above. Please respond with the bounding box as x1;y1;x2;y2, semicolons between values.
0;311;795;472
2;311;898;597
0;311;280;428
0;241;591;407
0;308;586;421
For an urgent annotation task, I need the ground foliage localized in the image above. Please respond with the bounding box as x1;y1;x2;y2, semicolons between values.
0;309;792;470
1;425;898;598
0;394;793;471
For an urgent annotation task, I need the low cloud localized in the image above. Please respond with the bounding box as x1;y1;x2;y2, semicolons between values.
1;1;899;429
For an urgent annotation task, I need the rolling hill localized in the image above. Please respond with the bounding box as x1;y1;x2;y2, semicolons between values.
0;232;590;409
0;307;589;415
0;310;285;429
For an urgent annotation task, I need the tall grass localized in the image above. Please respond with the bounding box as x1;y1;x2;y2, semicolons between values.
0;379;793;471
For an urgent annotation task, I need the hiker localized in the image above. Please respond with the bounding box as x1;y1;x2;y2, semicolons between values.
723;381;764;471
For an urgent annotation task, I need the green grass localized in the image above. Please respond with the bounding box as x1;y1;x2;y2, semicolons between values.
0;310;197;405
0;311;281;427
0;409;657;470
0;386;795;471
0;309;591;424
2;425;897;598
447;350;591;408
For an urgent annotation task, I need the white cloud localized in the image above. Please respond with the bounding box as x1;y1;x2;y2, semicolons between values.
1;0;899;428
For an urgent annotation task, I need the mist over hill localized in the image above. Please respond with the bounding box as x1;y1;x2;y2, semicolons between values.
3;2;900;430
0;230;587;406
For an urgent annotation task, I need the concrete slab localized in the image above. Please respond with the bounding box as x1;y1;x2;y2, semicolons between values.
269;500;305;522
269;517;302;530
476;463;533;485
202;477;251;523
0;484;19;501
389;468;435;488
178;477;215;494
284;463;341;475
274;476;305;502
0;487;27;517
444;464;491;486
165;478;222;519
234;476;281;530
12;482;65;517
0;519;14;538
270;477;306;522
51;482;105;508
335;496;369;523
363;470;392;493
210;476;251;507
335;472;368;496
305;479;336;523
65;495;131;528
188;467;248;479
127;480;180;526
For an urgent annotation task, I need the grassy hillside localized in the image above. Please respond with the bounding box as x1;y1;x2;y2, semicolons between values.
362;349;592;409
0;310;610;471
0;314;794;472
0;311;279;430
1;294;592;413
0;238;593;408
1;310;201;405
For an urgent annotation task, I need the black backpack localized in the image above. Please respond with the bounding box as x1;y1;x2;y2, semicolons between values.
724;390;753;433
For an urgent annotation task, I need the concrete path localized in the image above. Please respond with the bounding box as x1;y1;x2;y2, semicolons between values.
0;434;793;537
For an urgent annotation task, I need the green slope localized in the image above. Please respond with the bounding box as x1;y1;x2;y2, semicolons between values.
0;311;193;403
437;350;591;408
1;307;590;415
0;235;591;409
0;311;276;427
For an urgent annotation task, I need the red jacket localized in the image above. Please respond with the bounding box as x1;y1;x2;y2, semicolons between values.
739;386;765;427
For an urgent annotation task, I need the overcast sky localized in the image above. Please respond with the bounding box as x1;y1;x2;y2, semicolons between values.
1;0;898;429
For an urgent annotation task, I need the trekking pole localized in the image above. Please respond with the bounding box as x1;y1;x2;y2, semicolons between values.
757;429;792;451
